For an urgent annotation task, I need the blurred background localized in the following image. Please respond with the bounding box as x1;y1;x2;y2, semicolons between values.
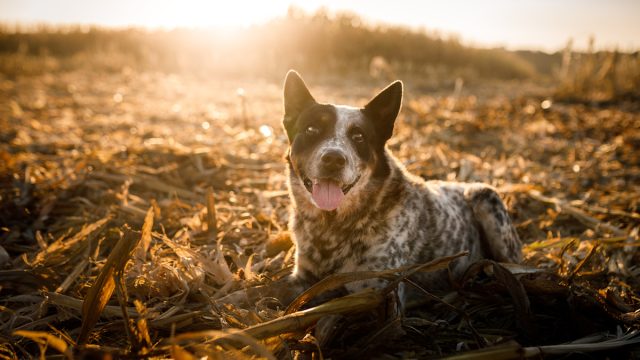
1;0;639;100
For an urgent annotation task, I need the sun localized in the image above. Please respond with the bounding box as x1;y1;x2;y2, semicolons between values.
118;0;290;28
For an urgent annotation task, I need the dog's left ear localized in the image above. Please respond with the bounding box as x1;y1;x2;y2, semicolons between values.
363;80;403;142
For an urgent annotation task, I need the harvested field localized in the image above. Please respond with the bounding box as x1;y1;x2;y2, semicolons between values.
1;63;640;359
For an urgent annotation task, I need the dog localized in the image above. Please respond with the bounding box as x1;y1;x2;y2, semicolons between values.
282;70;522;303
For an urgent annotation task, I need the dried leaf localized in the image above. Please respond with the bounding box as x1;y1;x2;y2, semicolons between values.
286;252;467;314
135;207;154;260
173;329;277;360
77;209;153;344
206;186;218;241
14;330;72;358
171;344;198;360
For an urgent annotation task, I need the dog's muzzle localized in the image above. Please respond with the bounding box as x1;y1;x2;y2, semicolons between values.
301;174;361;195
299;172;361;211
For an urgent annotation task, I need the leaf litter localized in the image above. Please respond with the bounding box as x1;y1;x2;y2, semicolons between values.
1;67;639;359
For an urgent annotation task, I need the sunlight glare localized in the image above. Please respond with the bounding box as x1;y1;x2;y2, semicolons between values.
2;0;638;50
259;125;273;138
126;0;286;28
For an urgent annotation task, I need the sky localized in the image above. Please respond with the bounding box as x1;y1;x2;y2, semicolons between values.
1;0;639;52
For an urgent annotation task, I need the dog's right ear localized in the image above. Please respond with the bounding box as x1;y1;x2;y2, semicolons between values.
283;70;316;140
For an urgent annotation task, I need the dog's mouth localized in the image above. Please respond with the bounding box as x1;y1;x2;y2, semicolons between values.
301;174;361;211
302;176;359;194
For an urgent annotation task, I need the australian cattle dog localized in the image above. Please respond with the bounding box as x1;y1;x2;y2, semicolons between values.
282;70;522;303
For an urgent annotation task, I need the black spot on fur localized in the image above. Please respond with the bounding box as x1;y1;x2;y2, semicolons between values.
371;150;391;179
348;122;373;163
495;210;506;225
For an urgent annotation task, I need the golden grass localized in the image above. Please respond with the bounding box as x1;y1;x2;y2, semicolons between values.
555;38;640;102
0;12;538;81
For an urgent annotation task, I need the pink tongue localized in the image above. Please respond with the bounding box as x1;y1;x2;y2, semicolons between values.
312;180;345;211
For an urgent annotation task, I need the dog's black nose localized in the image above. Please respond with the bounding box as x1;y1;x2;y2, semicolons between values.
321;150;346;171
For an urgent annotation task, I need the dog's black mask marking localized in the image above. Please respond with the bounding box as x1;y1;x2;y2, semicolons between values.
282;70;403;187
289;104;338;176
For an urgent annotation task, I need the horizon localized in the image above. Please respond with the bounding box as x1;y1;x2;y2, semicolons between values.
1;0;639;52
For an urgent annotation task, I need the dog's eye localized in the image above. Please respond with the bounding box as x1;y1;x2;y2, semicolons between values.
305;126;319;135
351;131;365;143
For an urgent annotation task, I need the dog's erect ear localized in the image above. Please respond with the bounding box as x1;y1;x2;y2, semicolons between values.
283;70;316;140
363;81;403;143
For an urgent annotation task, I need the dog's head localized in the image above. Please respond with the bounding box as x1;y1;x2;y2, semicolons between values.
282;70;402;212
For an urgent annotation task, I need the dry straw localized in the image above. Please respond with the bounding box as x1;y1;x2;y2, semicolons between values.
2;52;639;358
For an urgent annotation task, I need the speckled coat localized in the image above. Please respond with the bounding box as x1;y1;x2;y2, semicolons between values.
282;70;522;301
